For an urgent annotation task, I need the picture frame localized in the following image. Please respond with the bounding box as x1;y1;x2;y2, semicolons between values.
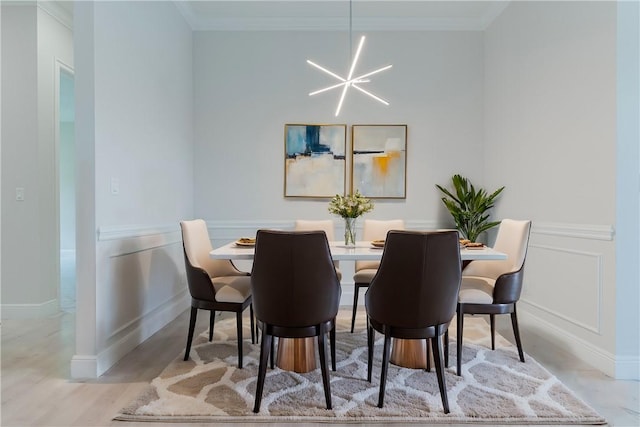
351;124;407;199
284;124;347;198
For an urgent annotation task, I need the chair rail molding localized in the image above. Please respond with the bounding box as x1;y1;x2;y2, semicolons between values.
531;222;615;241
98;223;179;241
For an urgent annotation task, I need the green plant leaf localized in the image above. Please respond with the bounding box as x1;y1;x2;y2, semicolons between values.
435;175;505;242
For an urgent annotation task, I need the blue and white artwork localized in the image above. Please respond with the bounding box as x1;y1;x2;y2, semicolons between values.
285;124;346;198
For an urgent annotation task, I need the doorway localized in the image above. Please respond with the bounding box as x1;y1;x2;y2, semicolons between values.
58;65;75;312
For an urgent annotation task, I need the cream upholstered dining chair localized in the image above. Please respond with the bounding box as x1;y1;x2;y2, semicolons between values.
180;219;255;369
456;219;532;376
294;220;342;281
351;219;405;332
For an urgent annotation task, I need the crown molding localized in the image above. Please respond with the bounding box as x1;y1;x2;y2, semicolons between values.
39;1;73;30
174;1;510;32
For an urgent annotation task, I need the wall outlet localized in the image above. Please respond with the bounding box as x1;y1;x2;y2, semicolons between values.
15;187;25;201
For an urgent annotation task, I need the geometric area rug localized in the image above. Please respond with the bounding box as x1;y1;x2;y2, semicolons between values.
115;310;606;425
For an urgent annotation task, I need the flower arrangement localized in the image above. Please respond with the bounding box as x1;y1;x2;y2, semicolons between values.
328;190;374;218
328;191;374;246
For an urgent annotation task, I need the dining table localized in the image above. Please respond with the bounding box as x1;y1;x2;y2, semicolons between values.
210;239;507;372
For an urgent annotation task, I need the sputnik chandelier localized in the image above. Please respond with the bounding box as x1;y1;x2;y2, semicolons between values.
307;0;392;117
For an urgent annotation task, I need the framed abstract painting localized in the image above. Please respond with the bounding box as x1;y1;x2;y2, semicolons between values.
351;124;407;199
284;124;347;198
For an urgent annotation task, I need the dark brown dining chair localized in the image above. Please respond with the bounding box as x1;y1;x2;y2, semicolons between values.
352;219;405;332
294;219;342;281
365;230;461;413
456;219;532;376
250;230;342;413
180;219;255;369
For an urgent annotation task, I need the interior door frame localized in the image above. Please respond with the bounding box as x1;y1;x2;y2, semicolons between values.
54;58;75;311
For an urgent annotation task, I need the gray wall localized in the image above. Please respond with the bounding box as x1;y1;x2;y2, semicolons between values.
193;30;485;223
72;0;194;377
483;1;637;379
1;5;73;317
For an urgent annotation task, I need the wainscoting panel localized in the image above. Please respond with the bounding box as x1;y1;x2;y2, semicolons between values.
516;221;616;378
89;225;190;377
523;244;602;334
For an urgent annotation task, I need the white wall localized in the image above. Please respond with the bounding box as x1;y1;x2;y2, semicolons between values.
1;4;73;318
483;1;627;377
2;5;39;310
72;1;194;377
193;30;485;226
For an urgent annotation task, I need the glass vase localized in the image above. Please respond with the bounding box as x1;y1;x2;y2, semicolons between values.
344;217;357;246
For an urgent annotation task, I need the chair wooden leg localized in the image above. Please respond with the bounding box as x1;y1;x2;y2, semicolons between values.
236;311;243;369
330;324;336;372
511;306;525;363
317;325;332;410
367;319;376;382
490;314;496;350
378;329;392;408
249;304;256;344
366;322;374;382
209;310;216;342
456;305;464;376
351;285;361;333
253;330;272;413
425;338;431;372
270;336;275;370
184;307;198;361
444;328;449;368
432;335;450;414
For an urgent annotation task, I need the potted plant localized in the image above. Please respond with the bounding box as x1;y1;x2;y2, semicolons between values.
436;174;505;243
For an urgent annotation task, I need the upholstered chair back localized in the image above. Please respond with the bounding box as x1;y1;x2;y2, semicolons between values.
181;219;243;278
462;219;531;280
366;230;461;329
251;230;341;327
356;219;405;271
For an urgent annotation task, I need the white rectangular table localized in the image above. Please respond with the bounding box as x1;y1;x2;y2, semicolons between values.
210;240;507;262
210;239;507;372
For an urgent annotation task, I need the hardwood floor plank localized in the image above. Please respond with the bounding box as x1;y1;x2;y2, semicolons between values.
1;308;637;427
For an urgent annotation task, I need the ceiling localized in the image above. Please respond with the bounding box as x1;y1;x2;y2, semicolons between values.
175;1;510;31
46;1;510;32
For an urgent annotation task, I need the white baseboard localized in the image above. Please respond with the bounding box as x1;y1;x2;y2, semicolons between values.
1;299;58;319
615;355;640;380
518;309;619;378
70;290;190;379
94;290;190;377
70;355;98;379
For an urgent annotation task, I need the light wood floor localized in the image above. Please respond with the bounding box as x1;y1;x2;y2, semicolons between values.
1;308;638;427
